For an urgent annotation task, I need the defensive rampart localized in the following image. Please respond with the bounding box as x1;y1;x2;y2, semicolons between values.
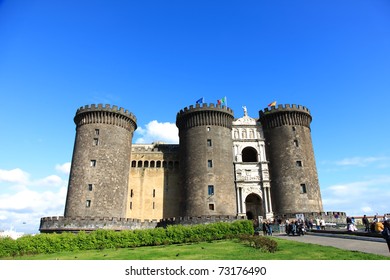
39;215;247;233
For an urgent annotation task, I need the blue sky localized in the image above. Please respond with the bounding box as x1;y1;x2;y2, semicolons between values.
0;0;389;234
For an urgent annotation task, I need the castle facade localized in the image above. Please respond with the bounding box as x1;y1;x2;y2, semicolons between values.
40;102;332;233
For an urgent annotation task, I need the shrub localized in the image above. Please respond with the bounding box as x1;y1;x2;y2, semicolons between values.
238;234;278;253
0;220;255;257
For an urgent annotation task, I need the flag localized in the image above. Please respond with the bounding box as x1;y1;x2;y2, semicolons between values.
196;97;205;104
268;101;277;107
217;96;227;106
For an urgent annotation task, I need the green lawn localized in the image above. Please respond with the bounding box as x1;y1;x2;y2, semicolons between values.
3;238;389;260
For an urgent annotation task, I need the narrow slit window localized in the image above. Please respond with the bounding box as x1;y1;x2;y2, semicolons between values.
208;160;213;168
86;200;91;207
207;139;212;147
208;185;214;196
93;138;99;146
88;184;93;191
90;160;96;167
300;184;307;194
95;129;100;135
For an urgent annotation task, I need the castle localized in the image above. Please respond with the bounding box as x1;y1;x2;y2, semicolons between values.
40;102;344;233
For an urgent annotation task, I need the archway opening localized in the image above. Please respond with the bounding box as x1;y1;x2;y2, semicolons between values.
245;193;263;220
242;147;258;162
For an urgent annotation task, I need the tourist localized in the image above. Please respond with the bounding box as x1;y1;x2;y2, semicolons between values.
362;215;370;232
381;220;390;253
319;218;326;230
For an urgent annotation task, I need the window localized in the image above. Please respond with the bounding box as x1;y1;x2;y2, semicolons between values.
137;161;142;168
300;184;307;194
93;138;99;146
90;160;96;167
88;184;93;191
131;161;136;168
130;189;134;197
153;189;156;197
294;140;299;147
144;161;149;168
156;161;161;168
296;161;302;167
209;204;215;210
150;161;155;168
208;185;214;195
292;127;296;132
207;139;212;147
207;127;211;132
208;160;213;168
130;202;133;210
86;200;91;207
153;202;155;209
95;129;100;135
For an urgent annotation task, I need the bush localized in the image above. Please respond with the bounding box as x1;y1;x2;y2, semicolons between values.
0;220;255;258
238;234;278;253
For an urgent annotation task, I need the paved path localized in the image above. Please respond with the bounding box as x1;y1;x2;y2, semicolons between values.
273;232;390;257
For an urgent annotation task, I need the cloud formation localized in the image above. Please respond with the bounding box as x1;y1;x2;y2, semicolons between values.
335;156;389;167
135;120;179;144
0;165;68;234
322;175;390;216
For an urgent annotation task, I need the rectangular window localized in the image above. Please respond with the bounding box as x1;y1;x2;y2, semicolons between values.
93;138;99;146
130;202;133;210
294;140;299;147
130;189;134;197
207;139;212;147
86;200;91;207
208;160;213;168
300;184;307;194
209;204;215;210
208;185;214;195
153;202;155;209
90;160;96;167
95;129;100;135
153;189;156;197
207;127;211;132
88;184;93;191
296;161;302;167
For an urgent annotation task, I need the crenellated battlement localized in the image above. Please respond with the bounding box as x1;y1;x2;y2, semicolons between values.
76;104;137;120
178;102;233;115
132;143;179;153
176;103;234;130
259;104;310;116
259;104;312;129
74;103;137;131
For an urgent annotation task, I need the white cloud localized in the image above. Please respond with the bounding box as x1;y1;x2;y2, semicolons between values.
55;162;71;174
322;175;390;216
0;168;30;184
335;156;389;167
0;166;68;233
135;120;179;144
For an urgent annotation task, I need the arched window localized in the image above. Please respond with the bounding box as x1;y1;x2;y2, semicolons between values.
242;147;258;162
144;161;149;168
131;161;136;168
137;160;143;168
150;161;155;168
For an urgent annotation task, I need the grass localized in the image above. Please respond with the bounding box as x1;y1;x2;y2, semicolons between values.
2;237;389;260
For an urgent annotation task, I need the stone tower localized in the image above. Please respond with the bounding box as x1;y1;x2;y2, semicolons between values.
64;104;137;218
259;104;323;216
176;103;236;217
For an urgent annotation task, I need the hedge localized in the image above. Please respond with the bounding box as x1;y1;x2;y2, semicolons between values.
0;220;254;257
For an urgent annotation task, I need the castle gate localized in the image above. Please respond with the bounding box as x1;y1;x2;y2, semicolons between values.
245;193;263;220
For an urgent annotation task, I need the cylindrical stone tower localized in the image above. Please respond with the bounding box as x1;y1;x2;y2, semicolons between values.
259;104;323;216
176;103;236;217
64;104;137;218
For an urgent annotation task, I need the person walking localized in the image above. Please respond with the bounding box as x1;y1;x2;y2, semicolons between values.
381;220;390;253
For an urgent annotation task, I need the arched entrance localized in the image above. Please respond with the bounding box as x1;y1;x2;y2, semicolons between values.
245;193;262;220
242;147;258;162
